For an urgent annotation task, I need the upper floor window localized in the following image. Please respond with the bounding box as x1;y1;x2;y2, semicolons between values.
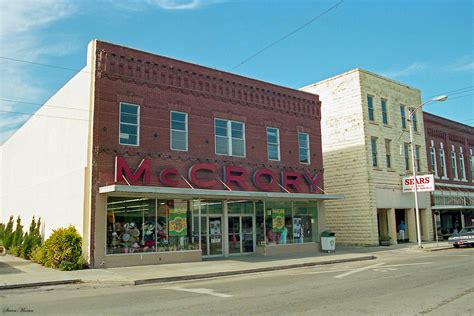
415;145;421;172
215;119;245;157
170;111;188;151
459;147;466;181
367;95;374;121
119;102;139;146
470;149;474;181
451;146;458;180
400;105;407;129
381;99;388;125
412;111;418;132
267;127;280;161
429;141;438;177
298;132;310;164
439;144;447;178
371;137;378;167
404;143;410;171
385;139;392;169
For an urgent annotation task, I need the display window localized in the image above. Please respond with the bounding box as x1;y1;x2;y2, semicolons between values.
106;197;199;254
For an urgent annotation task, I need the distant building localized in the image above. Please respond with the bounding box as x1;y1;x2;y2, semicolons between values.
302;68;433;245
0;40;340;268
423;112;474;239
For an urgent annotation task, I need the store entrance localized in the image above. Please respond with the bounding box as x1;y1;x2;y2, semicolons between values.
208;216;223;256
228;215;254;254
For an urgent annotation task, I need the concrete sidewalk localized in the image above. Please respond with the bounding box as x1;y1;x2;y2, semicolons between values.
0;241;451;290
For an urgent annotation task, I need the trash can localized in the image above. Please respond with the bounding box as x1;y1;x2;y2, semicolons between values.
321;231;336;252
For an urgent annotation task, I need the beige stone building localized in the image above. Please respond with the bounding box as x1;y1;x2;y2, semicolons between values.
301;69;433;245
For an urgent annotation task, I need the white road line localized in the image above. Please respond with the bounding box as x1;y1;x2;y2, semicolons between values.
165;287;233;298
383;262;433;267
334;262;386;279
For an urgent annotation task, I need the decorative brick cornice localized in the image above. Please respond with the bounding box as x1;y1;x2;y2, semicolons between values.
95;41;321;119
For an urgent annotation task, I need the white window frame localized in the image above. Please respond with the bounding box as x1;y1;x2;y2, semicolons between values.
371;137;378;167
470;149;474;182
367;95;374;122
381;99;389;125
412;111;418;132
266;127;280;161
385;139;392;169
298;132;310;164
440;143;448;179
459;147;467;181
170;111;188;151
404;143;410;171
119;102;140;146
430;140;438;178
451;145;459;180
214;118;246;158
400;105;407;129
415;145;421;172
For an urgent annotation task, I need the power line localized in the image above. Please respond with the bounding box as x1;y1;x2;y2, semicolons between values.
229;0;344;71
0;56;91;74
426;85;474;99
0;98;89;112
0;110;90;122
448;93;474;101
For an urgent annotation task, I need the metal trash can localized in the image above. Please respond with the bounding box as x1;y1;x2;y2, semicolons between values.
321;231;336;252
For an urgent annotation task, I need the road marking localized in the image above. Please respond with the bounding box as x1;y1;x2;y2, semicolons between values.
305;262;434;276
383;262;433;267
165;287;232;298
334;262;386;279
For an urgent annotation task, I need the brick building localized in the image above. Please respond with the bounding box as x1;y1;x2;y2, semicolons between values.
302;69;433;246
0;40;340;268
423;112;474;239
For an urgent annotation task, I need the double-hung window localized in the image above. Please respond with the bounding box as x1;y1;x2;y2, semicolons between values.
381;99;388;125
429;141;438;177
470;149;474;181
298;132;310;164
400;105;407;129
415;145;421;172
451;146;458;180
385;139;391;169
170;111;188;151
119;102;139;146
404;143;410;171
367;95;374;121
371;137;378;167
459;147;466;181
215;119;245;157
267;127;280;161
412;111;418;132
440;144;447;178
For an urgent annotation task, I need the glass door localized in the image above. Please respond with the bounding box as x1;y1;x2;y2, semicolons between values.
228;216;241;254
242;215;254;253
209;216;223;256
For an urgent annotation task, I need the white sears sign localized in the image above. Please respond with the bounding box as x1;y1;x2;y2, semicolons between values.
402;174;435;193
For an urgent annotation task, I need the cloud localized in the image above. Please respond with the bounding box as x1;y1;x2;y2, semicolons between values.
109;0;223;11
447;56;474;72
0;0;77;144
380;62;427;78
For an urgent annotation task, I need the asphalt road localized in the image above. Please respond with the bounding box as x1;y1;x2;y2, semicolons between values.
1;248;473;315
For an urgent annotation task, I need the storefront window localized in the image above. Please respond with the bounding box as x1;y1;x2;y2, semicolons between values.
265;201;293;245
106;197;199;255
293;201;318;242
256;201;265;246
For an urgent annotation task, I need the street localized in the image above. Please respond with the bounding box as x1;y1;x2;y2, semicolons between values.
1;248;473;315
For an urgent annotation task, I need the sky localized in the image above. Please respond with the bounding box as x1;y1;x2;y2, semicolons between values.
0;0;473;144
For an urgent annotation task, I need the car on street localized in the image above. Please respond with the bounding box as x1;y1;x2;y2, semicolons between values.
448;226;474;248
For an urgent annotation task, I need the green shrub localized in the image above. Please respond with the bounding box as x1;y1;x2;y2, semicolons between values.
0;222;5;244
2;216;14;249
11;216;24;250
20;217;43;260
33;225;87;271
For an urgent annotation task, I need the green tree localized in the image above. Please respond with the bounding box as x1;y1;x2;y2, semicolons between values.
20;217;43;259
10;216;25;256
3;216;14;249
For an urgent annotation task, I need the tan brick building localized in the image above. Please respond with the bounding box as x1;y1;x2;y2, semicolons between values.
302;69;433;245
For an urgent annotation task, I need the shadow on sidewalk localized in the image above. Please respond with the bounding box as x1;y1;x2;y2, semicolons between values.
0;262;24;275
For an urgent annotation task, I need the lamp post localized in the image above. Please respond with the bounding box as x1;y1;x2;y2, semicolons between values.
408;95;448;248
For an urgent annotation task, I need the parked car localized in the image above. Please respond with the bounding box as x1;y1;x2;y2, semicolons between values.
448;226;474;248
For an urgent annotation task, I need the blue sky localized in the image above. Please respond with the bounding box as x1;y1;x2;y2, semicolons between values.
0;0;472;144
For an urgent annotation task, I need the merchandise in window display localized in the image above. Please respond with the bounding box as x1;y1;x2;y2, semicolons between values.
143;220;155;248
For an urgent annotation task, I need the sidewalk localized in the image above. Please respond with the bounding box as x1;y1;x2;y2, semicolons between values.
0;241;451;290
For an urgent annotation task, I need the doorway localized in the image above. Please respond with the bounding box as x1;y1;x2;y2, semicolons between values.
228;215;254;254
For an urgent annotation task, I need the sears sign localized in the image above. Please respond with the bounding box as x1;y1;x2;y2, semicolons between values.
402;174;435;193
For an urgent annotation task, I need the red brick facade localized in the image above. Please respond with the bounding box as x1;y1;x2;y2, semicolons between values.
88;41;324;265
424;112;474;186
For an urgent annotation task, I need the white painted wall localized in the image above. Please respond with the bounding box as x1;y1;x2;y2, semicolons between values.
0;64;91;237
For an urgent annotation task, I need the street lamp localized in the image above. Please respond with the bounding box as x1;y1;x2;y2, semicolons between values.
408;95;448;248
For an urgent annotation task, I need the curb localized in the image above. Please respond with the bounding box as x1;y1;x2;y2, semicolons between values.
0;279;82;291
134;255;376;285
423;246;452;252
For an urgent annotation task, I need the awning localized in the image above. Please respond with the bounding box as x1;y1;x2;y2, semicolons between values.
99;185;344;201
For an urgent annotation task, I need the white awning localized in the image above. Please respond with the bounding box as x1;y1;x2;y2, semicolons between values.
99;185;344;201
